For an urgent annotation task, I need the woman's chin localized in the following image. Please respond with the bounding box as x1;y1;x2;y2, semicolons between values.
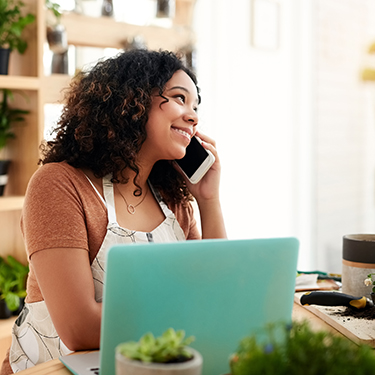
174;150;187;161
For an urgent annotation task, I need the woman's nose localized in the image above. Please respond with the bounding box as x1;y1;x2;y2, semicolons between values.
184;109;198;125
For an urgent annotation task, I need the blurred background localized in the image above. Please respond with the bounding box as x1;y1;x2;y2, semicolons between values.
195;0;375;274
44;0;375;273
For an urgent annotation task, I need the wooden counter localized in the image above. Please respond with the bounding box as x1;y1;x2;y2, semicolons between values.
14;302;344;374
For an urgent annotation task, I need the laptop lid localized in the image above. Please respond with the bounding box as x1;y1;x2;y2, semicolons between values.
99;237;299;375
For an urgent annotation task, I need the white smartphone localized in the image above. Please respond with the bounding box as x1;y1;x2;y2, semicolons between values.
175;136;215;184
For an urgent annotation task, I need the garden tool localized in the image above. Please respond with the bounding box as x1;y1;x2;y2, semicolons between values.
300;291;374;309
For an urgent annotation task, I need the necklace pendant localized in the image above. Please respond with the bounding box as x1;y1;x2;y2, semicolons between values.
127;204;136;215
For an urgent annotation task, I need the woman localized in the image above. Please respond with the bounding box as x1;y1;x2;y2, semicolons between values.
1;49;226;374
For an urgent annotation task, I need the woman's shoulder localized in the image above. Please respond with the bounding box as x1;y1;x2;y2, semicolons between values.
32;161;82;179
29;162;84;187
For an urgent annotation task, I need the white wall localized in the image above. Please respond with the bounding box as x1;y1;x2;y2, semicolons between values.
313;0;375;272
194;0;305;260
193;0;375;272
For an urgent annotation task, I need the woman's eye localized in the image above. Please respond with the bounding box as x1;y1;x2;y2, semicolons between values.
175;94;185;103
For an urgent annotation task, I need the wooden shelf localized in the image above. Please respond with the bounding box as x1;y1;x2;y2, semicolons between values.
62;13;195;51
42;74;72;104
0;0;196;257
0;76;39;90
0;196;25;212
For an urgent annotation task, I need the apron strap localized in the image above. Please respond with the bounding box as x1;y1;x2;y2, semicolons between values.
102;175;117;224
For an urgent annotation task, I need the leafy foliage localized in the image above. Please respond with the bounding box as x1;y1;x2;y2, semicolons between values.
45;0;62;24
230;320;375;375
117;328;195;364
0;255;28;311
0;89;29;150
0;0;35;53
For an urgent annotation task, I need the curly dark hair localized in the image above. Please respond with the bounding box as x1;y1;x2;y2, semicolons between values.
40;49;201;205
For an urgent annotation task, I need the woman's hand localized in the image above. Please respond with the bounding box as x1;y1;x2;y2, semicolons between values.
181;131;227;239
184;130;221;203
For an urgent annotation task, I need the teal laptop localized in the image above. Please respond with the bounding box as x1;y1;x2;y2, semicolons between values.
60;237;299;375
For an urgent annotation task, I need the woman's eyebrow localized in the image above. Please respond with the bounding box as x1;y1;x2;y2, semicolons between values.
168;85;189;93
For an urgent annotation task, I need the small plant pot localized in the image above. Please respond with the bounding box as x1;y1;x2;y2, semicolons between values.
0;160;11;196
115;348;202;375
47;24;68;54
0;299;12;319
0;48;10;75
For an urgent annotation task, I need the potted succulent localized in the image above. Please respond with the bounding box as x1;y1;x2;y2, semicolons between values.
0;88;29;195
0;255;28;319
0;0;35;74
364;273;375;304
116;328;202;375
229;320;375;375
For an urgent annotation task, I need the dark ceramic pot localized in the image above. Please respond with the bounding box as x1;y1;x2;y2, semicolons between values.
0;299;12;319
0;160;11;196
0;48;10;75
46;24;68;54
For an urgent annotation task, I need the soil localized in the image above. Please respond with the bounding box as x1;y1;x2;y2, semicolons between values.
332;306;375;320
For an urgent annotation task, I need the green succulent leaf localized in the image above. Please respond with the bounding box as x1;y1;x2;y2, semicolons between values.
0;255;28;311
4;291;19;311
117;328;195;364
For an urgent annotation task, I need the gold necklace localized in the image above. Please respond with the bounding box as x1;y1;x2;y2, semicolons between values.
116;185;149;215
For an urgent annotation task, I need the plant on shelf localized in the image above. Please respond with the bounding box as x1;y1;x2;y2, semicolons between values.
229;320;375;375
45;0;68;73
0;89;28;149
0;88;29;195
0;0;35;74
45;0;62;23
116;328;202;374
0;255;28;319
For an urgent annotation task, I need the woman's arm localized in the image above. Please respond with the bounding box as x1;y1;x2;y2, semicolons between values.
186;131;227;239
30;248;101;351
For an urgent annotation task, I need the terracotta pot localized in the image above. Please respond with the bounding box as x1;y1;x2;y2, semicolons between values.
115;348;202;375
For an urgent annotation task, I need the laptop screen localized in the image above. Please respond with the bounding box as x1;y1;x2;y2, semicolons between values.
100;238;299;375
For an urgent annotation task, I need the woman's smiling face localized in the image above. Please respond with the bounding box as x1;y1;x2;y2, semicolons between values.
142;69;199;163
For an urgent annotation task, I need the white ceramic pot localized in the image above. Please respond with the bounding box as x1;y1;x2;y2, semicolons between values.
115;348;202;375
342;234;375;297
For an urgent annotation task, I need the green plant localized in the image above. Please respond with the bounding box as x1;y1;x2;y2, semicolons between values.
0;255;28;311
0;89;29;151
230;320;375;375
0;0;35;53
364;273;375;293
45;0;62;24
117;328;195;364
